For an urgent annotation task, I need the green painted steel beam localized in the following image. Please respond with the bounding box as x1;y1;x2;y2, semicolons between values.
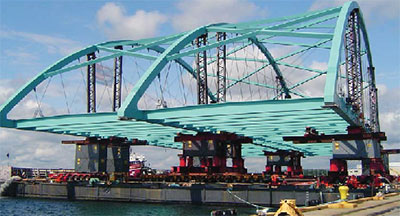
150;46;217;102
144;97;325;120
233;5;340;28
219;11;336;59
207;11;335;68
213;125;347;134
161;113;341;125
160;113;344;125
15;113;117;128
189;121;347;131
168;30;332;62
0;46;98;125
284;25;336;29
224;39;331;91
43;45;159;78
160;108;335;120
260;40;331;49
276;62;327;75
118;25;214;118
173;119;347;129
257;30;333;39
289;73;324;90
209;71;278;92
208;56;268;63
97;46;159;60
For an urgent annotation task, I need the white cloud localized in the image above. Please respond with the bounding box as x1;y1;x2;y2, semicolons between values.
0;128;76;168
1;30;82;56
309;0;399;22
376;84;388;96
96;3;168;40
0;79;17;105
0;79;58;119
380;111;400;142
172;0;267;31
377;86;400;148
297;61;327;97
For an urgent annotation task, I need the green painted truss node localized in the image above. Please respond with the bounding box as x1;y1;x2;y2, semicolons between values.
0;1;380;157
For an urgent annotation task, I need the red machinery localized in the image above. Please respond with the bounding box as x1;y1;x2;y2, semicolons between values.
48;172;107;183
172;132;252;176
283;126;400;188
264;150;304;177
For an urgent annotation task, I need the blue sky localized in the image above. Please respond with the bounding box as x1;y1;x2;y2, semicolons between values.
0;0;399;170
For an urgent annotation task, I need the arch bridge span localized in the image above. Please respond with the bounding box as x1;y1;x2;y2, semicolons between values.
0;1;380;157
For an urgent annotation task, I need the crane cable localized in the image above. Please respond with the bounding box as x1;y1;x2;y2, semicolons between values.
59;74;71;114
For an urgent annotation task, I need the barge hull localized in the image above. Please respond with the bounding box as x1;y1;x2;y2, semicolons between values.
7;182;370;207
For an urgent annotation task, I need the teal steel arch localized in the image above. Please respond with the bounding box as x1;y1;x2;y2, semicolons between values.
117;24;210;118
0;1;380;156
0;45;97;127
324;1;375;127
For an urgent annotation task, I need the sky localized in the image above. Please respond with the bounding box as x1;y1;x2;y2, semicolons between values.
0;0;399;172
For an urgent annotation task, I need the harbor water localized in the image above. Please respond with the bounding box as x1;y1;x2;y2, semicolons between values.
0;196;255;216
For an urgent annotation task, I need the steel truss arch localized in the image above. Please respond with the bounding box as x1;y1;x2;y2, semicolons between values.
0;1;382;156
324;1;378;131
0;38;216;125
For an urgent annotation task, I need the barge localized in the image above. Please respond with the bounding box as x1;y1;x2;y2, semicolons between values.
4;181;374;207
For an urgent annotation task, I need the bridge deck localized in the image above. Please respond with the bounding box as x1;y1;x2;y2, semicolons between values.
11;97;348;156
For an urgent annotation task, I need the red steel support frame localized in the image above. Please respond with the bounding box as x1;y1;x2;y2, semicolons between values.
329;159;348;173
284;126;394;179
173;132;252;175
263;150;304;177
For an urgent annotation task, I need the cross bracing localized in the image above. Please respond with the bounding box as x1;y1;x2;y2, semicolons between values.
0;1;380;157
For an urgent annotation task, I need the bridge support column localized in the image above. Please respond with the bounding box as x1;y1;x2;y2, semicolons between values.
263;150;304;177
283;126;390;182
62;137;147;178
172;132;252;175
